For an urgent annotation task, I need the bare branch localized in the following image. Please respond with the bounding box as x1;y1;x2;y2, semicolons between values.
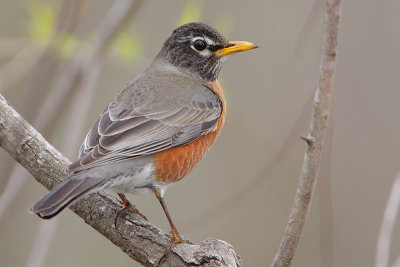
271;1;342;266
375;173;400;267
0;94;241;266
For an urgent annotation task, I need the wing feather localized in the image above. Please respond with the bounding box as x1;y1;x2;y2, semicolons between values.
69;72;222;173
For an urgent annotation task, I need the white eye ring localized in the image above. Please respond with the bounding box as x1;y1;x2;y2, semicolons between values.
190;37;213;57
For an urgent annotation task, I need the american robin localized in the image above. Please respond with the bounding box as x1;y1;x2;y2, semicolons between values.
30;22;257;245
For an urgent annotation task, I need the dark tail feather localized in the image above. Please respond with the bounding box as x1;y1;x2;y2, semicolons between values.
29;176;102;219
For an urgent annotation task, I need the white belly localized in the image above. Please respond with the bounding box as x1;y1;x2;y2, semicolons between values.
99;162;169;196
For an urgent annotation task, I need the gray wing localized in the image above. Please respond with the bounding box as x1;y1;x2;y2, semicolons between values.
68;78;221;172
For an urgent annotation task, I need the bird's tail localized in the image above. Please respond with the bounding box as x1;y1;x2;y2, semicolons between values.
29;176;103;219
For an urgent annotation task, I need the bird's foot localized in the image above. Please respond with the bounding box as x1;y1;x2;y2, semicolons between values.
157;229;194;266
115;194;148;228
170;230;193;245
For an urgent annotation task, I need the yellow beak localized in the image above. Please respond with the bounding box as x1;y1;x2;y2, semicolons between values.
214;41;258;57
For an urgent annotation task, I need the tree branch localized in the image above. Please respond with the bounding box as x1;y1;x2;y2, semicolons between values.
271;0;342;266
0;96;241;266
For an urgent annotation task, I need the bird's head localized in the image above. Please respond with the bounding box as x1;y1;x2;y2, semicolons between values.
156;22;257;81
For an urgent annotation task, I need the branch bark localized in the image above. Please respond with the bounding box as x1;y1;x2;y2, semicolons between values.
0;96;241;266
271;1;342;266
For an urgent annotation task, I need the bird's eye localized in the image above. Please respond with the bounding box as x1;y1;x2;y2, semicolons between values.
193;39;207;51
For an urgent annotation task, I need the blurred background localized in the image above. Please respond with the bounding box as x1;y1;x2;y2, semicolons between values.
0;0;399;266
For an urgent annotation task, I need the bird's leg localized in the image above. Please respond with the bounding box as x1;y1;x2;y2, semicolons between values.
154;188;192;246
115;193;148;227
154;188;193;266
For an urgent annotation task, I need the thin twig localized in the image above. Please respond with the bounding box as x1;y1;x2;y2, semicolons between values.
271;1;342;266
375;173;400;267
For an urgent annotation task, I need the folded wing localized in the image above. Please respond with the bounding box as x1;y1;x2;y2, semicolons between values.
68;80;221;172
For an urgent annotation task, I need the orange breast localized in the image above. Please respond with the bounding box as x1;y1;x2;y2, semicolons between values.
153;80;226;184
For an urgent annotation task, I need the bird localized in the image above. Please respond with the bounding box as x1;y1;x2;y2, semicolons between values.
30;22;257;246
